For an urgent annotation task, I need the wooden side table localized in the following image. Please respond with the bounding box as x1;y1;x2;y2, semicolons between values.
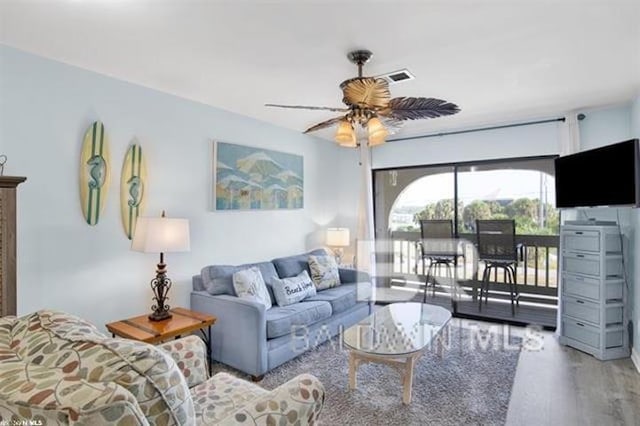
106;307;216;374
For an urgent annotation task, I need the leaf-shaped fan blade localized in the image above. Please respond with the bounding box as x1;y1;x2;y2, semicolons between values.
303;116;345;134
382;97;461;121
265;104;349;112
340;77;390;109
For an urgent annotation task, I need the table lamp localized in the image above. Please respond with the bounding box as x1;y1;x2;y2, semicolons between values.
326;227;350;265
131;211;190;321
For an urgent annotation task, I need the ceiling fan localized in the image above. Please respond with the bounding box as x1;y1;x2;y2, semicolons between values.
266;49;461;148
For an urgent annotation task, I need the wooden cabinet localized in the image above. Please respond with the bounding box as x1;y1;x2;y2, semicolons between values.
559;223;630;360
0;176;26;316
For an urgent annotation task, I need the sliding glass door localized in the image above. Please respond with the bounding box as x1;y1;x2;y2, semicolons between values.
374;166;455;301
373;156;559;326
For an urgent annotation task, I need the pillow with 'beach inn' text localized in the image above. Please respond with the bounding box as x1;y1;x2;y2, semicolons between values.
271;270;316;307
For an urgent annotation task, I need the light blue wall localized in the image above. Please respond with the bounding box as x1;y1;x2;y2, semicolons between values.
0;46;341;328
578;104;633;150
371;121;560;169
576;101;637;358
632;95;640;137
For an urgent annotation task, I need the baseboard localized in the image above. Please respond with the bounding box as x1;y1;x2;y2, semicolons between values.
632;348;640;374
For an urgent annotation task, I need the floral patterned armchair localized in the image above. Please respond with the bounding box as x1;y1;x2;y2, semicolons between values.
0;310;324;425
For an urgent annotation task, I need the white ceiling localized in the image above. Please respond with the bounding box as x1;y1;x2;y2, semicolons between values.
1;0;639;139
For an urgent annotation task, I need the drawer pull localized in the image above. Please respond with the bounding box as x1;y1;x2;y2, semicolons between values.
575;231;583;235
576;322;585;327
576;300;585;304
576;254;585;258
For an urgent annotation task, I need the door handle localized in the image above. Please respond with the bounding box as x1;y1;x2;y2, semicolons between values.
576;300;584;304
576;322;585;327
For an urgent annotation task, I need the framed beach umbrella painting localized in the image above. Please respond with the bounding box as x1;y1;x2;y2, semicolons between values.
213;142;303;211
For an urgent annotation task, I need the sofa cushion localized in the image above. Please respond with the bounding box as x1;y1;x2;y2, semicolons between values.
271;270;316;307
305;283;358;315
265;301;332;339
308;254;341;290
271;249;327;278
232;267;272;309
201;261;279;301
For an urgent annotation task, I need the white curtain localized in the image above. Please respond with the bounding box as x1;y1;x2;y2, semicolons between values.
558;112;581;156
355;141;377;280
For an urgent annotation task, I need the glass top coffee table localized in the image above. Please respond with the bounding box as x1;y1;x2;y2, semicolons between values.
342;302;452;404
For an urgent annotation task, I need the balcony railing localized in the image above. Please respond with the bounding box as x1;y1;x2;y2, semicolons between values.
387;231;559;304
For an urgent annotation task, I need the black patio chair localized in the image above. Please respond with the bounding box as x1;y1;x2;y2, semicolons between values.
476;219;520;315
418;219;460;302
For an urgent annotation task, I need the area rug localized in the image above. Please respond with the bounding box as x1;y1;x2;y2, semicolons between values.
212;320;521;426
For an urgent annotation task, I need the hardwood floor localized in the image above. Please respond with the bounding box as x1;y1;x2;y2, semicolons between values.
506;328;640;426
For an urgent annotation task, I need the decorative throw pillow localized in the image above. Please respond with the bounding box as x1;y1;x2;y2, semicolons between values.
271;270;317;307
308;255;341;290
232;267;272;309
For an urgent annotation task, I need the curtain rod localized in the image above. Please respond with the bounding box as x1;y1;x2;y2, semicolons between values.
387;117;566;143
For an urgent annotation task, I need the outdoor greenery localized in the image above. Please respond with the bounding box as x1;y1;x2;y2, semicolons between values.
409;198;559;235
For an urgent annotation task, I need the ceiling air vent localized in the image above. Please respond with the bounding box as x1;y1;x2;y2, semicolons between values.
377;69;415;85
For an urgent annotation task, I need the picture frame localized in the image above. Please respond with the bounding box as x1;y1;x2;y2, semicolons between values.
212;141;304;211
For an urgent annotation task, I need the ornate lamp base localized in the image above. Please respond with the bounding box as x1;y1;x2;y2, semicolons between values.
148;260;173;322
149;308;172;321
332;247;344;266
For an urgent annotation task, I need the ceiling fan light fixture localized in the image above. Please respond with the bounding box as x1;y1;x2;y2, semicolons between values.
367;117;388;147
265;49;460;148
335;120;357;147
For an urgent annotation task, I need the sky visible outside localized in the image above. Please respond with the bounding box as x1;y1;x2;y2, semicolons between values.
395;170;556;208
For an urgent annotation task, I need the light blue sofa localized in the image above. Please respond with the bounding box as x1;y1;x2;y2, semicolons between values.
191;249;373;379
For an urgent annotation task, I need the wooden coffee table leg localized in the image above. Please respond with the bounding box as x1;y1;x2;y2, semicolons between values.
402;356;416;404
349;351;358;390
437;333;444;359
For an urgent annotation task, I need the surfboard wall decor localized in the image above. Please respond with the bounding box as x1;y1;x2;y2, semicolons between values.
79;121;111;226
120;142;147;239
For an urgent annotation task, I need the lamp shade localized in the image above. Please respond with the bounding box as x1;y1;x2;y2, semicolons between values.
367;116;389;147
326;227;350;247
131;216;191;253
335;120;357;147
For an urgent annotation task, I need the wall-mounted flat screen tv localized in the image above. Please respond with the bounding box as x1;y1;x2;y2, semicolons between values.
555;139;640;208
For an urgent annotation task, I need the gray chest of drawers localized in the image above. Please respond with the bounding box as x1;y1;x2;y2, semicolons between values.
559;223;630;360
